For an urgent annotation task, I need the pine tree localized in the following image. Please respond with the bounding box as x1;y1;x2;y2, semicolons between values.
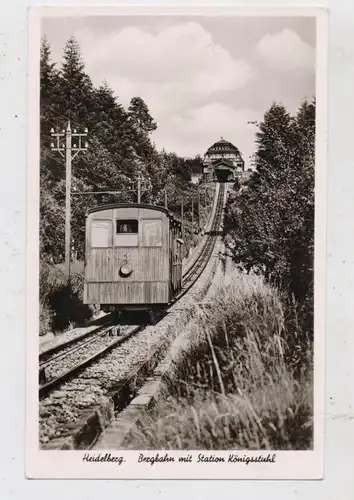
91;81;132;163
40;37;65;200
40;36;61;139
128;96;157;136
253;102;294;188
59;36;93;124
40;36;57;105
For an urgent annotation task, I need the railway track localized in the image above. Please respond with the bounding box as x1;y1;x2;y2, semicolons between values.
180;183;225;292
39;324;143;399
39;317;113;364
38;183;226;401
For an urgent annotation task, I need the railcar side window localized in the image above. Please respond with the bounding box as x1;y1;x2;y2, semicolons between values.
116;220;138;234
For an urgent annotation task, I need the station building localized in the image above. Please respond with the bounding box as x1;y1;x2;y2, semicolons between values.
202;138;245;182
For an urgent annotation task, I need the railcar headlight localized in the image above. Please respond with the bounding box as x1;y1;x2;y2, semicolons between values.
119;263;133;277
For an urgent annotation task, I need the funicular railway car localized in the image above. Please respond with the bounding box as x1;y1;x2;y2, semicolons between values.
84;203;183;317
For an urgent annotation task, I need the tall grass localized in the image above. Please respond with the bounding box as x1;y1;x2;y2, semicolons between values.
127;271;313;450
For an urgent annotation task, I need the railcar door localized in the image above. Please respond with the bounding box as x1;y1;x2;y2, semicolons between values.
172;223;178;293
176;235;183;293
169;224;173;299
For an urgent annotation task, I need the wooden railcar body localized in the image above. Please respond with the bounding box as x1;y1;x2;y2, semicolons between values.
84;203;183;310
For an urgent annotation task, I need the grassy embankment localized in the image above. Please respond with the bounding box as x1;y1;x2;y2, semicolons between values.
126;267;313;450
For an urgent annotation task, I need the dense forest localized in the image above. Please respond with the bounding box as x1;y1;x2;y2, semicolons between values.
40;36;207;264
224;99;315;335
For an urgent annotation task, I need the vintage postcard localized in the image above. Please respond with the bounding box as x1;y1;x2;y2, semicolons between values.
26;5;327;479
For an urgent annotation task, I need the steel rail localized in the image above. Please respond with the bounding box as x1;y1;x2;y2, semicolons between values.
39;322;115;368
39;312;114;362
39;325;144;399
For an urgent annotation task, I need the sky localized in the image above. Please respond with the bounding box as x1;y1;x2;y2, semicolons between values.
42;15;316;168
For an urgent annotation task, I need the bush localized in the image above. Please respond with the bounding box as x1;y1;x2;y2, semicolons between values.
39;261;95;334
126;271;313;450
39;302;52;336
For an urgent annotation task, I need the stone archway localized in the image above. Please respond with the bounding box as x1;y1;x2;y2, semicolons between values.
215;168;234;182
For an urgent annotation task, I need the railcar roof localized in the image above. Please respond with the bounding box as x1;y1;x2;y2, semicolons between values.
87;203;181;225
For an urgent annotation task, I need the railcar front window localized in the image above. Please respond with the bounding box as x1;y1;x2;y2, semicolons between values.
116;220;138;234
91;220;111;247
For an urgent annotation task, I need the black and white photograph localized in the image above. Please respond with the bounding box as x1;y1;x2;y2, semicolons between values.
26;5;327;479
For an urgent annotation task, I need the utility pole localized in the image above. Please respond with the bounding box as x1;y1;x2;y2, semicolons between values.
191;197;194;228
129;169;150;203
65;123;72;278
137;170;141;204
198;192;201;228
163;175;173;209
181;197;184;237
51;121;88;279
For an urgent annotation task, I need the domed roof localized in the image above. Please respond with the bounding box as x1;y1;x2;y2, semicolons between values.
206;137;240;154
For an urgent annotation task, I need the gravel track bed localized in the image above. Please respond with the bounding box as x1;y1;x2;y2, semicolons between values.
39;242;221;447
40;325;135;381
39;311;109;355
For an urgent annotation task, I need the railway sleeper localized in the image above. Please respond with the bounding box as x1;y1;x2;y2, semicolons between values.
42;400;114;451
39;367;47;385
108;325;121;337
